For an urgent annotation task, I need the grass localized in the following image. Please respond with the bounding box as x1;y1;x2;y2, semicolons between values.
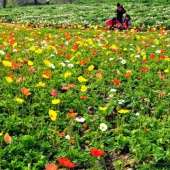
0;1;170;29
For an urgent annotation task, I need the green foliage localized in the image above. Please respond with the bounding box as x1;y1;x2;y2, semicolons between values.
0;2;170;29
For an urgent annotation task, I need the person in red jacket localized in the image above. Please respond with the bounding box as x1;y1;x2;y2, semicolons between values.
116;3;126;24
111;17;122;29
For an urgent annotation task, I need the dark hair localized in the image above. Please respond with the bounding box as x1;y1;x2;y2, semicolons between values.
112;17;116;21
125;14;131;20
117;3;121;7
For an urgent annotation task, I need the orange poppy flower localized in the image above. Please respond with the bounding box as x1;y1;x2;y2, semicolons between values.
21;87;31;96
11;62;23;70
8;74;15;79
68;84;75;88
69;109;74;113
80;96;88;100
70;140;75;144
42;70;51;78
62;86;70;90
16;77;24;83
124;71;132;77
22;58;28;63
4;133;12;143
67;113;78;118
96;72;102;78
57;158;75;169
82;123;87;129
56;132;66;137
45;163;58;170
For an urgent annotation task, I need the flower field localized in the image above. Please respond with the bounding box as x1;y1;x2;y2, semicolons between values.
0;20;170;169
0;1;170;29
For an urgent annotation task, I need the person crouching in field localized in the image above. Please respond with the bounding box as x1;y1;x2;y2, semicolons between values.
116;3;126;24
122;14;132;30
105;17;122;30
111;17;122;30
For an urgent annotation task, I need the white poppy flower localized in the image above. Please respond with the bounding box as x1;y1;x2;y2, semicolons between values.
65;60;70;63
65;41;69;45
109;94;114;98
49;63;55;69
13;49;18;53
135;112;140;116
121;59;126;64
50;54;55;57
60;62;66;67
0;50;5;55
65;135;70;140
100;123;108;131
68;64;74;68
156;50;161;53
110;88;117;92
135;55;140;58
76;117;85;123
118;99;125;104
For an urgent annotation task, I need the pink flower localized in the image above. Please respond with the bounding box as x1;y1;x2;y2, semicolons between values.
50;88;58;96
16;77;24;83
45;163;58;170
28;66;35;72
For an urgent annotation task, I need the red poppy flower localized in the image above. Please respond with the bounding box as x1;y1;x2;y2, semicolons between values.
150;54;155;59
160;55;166;59
90;148;104;157
140;67;148;72
144;44;149;48
113;78;121;86
161;49;165;53
57;158;75;168
8;74;15;79
142;59;148;62
84;71;89;74
65;54;70;59
148;157;153;162
138;76;142;80
6;54;12;60
145;129;149;133
58;50;62;55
